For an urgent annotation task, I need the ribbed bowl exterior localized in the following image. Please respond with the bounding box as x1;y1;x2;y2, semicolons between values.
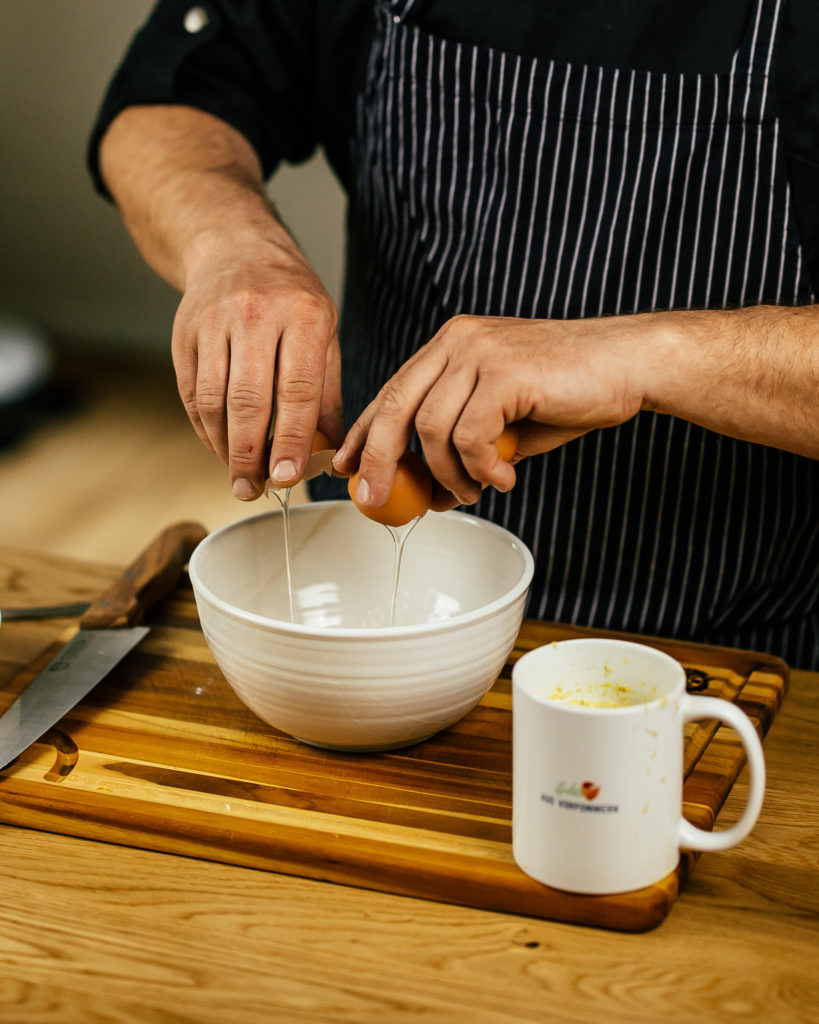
195;591;527;750
189;503;533;752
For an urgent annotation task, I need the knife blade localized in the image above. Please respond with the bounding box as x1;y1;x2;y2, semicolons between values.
0;520;207;769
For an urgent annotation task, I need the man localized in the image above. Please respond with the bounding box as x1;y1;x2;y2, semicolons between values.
90;0;818;665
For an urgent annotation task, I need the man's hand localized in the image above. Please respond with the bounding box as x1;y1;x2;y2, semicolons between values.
99;105;344;499
173;234;342;498
334;313;648;510
334;306;819;511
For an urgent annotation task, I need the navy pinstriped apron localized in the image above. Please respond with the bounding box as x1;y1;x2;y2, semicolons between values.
335;0;819;667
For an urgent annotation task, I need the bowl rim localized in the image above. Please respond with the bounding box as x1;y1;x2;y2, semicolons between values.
188;500;535;638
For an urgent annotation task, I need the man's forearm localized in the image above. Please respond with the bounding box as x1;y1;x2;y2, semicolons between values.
98;104;297;289
98;103;344;496
643;305;819;459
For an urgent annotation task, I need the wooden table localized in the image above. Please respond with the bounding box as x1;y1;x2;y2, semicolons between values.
0;545;816;1024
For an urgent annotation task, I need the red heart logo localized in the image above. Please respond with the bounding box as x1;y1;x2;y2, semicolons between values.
581;781;600;801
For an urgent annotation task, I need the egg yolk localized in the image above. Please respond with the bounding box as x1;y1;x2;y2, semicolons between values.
495;423;519;462
348;451;433;527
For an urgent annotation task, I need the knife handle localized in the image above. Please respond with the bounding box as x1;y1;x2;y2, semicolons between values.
79;521;207;630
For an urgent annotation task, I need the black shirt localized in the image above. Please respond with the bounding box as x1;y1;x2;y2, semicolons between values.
89;0;819;289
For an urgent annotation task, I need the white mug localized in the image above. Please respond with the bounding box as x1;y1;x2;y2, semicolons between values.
512;638;766;894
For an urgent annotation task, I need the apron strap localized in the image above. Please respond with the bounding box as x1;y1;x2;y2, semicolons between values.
732;0;786;77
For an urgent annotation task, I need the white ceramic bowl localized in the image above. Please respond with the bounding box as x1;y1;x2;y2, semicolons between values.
189;500;534;752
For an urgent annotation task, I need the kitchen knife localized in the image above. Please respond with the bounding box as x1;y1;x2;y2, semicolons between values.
0;520;206;769
0;602;91;621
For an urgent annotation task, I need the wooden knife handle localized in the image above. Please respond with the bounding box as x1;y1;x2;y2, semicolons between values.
79;521;207;630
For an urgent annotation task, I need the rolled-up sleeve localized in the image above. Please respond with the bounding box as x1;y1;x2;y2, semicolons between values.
88;0;319;197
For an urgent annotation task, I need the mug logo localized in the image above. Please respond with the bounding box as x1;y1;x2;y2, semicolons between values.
542;780;619;814
581;781;600;801
554;780;600;800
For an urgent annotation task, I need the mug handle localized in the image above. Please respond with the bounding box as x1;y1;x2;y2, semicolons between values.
677;695;766;852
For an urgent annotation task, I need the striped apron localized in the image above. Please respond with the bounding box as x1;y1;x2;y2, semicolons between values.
331;0;819;667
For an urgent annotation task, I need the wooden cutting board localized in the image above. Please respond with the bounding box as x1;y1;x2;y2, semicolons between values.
0;577;788;932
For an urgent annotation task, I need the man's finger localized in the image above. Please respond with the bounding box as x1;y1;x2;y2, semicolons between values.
194;327;231;463
346;345;450;508
317;333;345;448
268;321;328;487
450;379;519;493
172;321;215;453
414;370;485;505
226;330;276;498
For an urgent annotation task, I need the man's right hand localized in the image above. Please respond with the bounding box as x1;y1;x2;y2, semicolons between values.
99;105;344;500
173;233;343;499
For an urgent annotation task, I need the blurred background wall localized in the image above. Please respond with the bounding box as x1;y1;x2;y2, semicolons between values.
0;0;346;358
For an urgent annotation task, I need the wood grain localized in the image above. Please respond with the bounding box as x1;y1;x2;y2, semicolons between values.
0;576;788;933
0;546;816;1024
0;817;814;1024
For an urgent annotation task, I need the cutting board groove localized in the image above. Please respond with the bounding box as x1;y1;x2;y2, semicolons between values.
0;579;788;932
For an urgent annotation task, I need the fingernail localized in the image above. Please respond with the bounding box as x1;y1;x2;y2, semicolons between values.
233;477;257;500
271;459;297;484
355;477;371;504
332;444;348;465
